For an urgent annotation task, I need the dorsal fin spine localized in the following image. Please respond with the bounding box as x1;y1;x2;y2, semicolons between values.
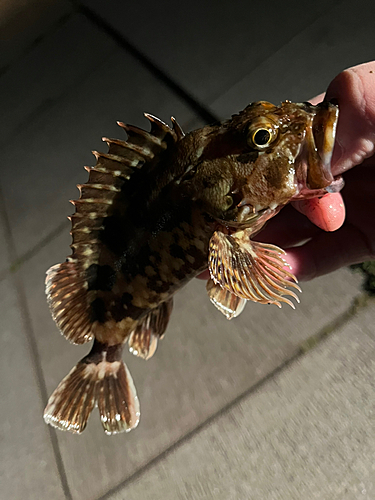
171;116;185;140
144;113;177;140
102;137;154;160
77;183;120;193
118;122;165;147
92;151;139;165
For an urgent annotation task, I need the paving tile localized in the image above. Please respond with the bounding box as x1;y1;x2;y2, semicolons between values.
81;0;332;105
0;37;204;259
111;301;375;500
209;0;375;119
0;13;118;147
0;0;71;71
0;277;65;500
19;227;364;500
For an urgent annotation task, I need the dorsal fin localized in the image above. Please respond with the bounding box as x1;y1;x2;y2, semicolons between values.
46;115;183;345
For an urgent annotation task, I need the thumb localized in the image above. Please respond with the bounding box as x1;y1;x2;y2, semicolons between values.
325;61;375;175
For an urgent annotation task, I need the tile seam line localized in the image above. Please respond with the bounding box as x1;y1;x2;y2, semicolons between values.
74;2;219;125
8;220;68;274
96;292;370;500
0;185;73;500
0;10;75;78
207;0;345;107
1;43;123;149
76;0;343;122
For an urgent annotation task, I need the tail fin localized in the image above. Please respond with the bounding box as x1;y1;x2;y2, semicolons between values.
44;342;140;435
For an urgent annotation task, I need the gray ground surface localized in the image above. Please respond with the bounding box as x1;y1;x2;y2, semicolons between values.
1;1;374;499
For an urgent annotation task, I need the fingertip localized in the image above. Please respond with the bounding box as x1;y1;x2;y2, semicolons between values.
326;61;375;110
325;62;375;173
196;269;210;280
292;193;345;232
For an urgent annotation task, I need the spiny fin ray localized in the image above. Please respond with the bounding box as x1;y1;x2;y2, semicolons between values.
208;230;301;308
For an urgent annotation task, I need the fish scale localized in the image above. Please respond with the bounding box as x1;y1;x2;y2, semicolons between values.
44;100;343;435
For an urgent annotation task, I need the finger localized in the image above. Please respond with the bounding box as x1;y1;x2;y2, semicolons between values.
196;269;209;280
284;224;372;281
255;204;321;248
292;193;346;232
325;62;375;174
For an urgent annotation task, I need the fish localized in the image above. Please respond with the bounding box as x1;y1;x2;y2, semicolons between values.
43;100;343;435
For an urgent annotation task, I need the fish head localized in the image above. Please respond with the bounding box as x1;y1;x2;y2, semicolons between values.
180;100;339;225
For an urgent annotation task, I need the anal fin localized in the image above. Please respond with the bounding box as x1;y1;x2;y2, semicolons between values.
206;279;246;319
128;298;173;360
209;229;301;308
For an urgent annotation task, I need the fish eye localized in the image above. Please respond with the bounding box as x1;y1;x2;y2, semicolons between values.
247;120;278;150
253;128;271;146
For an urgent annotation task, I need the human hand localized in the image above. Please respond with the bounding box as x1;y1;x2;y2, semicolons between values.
257;61;375;281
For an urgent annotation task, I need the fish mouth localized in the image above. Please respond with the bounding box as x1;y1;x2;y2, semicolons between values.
303;101;339;189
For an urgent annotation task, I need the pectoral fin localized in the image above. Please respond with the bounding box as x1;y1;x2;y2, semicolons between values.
206;279;247;319
208;229;301;308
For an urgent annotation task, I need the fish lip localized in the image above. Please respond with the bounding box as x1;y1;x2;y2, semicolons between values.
313;101;339;176
305;101;339;189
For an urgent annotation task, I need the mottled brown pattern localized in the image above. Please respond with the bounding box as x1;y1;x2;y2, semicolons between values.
44;101;342;435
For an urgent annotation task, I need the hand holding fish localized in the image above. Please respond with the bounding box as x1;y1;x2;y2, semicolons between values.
258;62;375;280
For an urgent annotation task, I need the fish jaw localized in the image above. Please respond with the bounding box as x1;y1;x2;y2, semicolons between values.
296;101;340;194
